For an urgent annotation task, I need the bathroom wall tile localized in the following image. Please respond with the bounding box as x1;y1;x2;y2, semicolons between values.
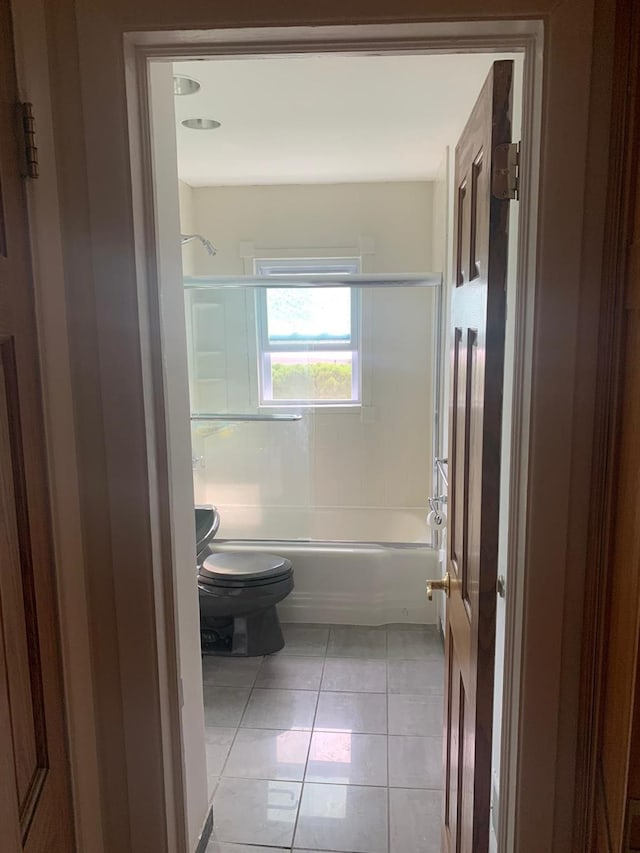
386;627;443;660
256;656;324;690
305;731;388;787
202;655;263;688
321;658;387;693
388;736;443;789
203;686;251;728
281;623;330;657
294;783;388;853
388;694;443;737
223;728;311;782
387;660;444;695
212;778;301;848
315;691;387;735
241;688;318;731
389;788;442;853
327;625;387;659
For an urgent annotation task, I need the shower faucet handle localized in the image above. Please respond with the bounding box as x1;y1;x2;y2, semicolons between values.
426;571;451;601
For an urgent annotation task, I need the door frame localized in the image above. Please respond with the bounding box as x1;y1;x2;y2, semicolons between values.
16;1;616;851
129;25;541;853
573;0;640;847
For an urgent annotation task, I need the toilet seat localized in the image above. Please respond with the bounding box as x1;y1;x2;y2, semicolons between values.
200;552;293;586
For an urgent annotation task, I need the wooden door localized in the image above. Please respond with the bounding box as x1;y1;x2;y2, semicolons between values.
0;0;75;850
594;216;640;853
589;2;640;845
443;60;513;853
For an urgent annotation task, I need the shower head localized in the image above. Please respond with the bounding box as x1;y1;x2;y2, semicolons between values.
181;233;217;256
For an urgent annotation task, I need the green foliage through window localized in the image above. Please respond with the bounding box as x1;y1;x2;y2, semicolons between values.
271;361;352;400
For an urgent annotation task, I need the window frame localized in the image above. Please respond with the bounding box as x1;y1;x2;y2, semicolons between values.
254;257;362;407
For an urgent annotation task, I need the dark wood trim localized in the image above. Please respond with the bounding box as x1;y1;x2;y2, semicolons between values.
574;0;640;848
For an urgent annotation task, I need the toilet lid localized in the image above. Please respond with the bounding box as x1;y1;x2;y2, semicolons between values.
201;552;292;583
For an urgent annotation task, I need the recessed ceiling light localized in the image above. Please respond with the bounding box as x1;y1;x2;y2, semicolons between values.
173;75;201;96
181;118;222;130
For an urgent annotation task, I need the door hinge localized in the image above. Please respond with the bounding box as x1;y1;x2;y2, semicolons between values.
19;102;39;179
492;141;519;200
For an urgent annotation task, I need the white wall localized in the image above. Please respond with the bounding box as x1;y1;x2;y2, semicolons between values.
185;182;438;542
149;65;208;853
178;181;196;277
189;182;434;275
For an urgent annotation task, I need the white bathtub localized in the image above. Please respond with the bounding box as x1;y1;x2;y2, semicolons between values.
210;539;440;625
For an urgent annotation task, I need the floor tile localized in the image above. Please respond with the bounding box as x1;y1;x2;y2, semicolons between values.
386;627;442;660
281;623;330;656
212;778;302;847
205;728;236;777
387;660;444;695
388;736;443;789
315;691;387;734
223;728;311;781
241;688;318;730
207;775;219;800
388;694;443;737
203;686;251;728
202;655;263;688
207;842;288;853
305;731;388;786
389;787;441;853
321;658;387;693
294;782;388;853
327;625;387;659
256;656;324;690
200;624;447;853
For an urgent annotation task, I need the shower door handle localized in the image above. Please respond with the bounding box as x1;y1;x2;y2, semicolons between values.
426;571;450;601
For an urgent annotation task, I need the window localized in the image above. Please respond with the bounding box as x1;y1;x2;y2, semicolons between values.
255;258;361;406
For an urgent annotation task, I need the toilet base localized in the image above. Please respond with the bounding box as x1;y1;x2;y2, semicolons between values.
200;605;285;657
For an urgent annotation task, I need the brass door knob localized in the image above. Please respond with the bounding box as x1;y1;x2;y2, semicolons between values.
426;571;451;601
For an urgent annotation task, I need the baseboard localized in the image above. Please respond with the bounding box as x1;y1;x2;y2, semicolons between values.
194;806;213;853
277;590;437;625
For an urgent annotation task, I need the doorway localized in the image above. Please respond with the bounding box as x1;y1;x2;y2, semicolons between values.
142;41;519;853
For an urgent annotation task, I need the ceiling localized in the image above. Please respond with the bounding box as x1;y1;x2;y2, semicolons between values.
173;53;514;187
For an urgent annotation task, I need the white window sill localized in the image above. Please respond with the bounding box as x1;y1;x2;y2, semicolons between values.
258;404;362;415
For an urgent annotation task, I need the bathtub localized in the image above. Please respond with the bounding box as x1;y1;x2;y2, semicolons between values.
210;539;440;626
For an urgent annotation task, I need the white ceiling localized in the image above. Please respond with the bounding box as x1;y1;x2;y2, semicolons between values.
173;53;513;187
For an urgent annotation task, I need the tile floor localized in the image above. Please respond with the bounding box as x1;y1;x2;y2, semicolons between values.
204;623;444;853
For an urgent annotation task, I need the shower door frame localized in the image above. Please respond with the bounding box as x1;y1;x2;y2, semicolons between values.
130;22;542;853
186;272;445;549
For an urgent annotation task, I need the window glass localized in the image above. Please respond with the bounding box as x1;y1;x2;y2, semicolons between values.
269;351;354;401
266;289;352;346
256;258;360;406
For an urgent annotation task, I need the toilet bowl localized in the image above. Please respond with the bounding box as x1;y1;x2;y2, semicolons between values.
195;506;293;656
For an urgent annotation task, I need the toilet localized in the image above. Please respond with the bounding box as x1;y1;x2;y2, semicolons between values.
195;505;293;656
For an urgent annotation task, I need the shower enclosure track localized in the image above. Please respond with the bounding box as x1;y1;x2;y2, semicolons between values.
183;272;441;289
191;413;303;422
